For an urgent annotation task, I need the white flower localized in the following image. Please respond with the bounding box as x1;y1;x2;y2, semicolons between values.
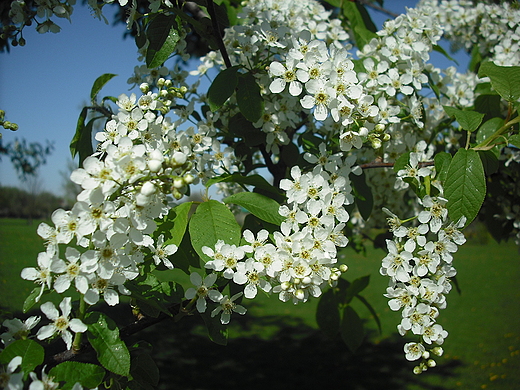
1;356;23;390
53;247;97;294
418;196;448;233
233;259;271;299
150;235;178;269
404;342;425;361
211;293;247;324
36;297;87;350
184;272;222;313
21;250;65;302
1;316;40;346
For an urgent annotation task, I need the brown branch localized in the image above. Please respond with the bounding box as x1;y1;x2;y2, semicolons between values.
206;0;232;69
356;0;400;19
359;161;435;169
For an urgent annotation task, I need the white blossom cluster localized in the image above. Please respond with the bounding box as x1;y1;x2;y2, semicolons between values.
21;82;243;309
420;0;520;67
0;306;95;390
381;189;467;373
185;148;355;324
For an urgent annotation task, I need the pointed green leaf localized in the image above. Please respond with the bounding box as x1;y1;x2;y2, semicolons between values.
208;66;240;111
189;200;242;263
478;150;499;176
167;202;193;247
0;339;44;378
316;288;340;338
477;117;504;156
355;294;382;334
432;44;458;64
340;306;365;353
223;192;284;226
23;286;48;313
509;134;520;148
49;362;105;390
393;151;412;173
236;72;264;123
200;309;228;346
443;106;484;132
170;229;201;272
85;312;131;376
478;62;520;102
343;275;370;305
434;152;452;183
130;353;160;387
350;171;373;221
342;2;377;49
90;73;117;102
146;14;180;68
70;106;88;159
444;149;486;227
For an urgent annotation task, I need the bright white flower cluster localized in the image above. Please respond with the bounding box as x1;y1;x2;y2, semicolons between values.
183;149;355;323
381;196;466;373
420;0;520;67
21;83;241;312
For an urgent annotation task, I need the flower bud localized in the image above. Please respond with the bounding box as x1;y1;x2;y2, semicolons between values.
173;178;184;189
141;181;156;196
294;289;305;300
302;276;312;285
149;149;164;161
140;83;149;93
136;193;150;207
184;174;194;185
427;359;436;368
280;281;291;291
339;264;349;272
172;151;187;165
148;159;162;173
358;126;369;137
432;347;443;356
374;123;385;133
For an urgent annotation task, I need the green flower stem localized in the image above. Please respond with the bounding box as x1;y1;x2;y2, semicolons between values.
72;295;87;352
473;115;520;150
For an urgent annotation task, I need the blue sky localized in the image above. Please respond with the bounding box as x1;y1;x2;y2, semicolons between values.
0;1;468;196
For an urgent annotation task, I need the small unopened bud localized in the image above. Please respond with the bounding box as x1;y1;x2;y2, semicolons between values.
172;151;187;165
371;138;382;149
140;83;149;93
173;178;184;189
339;264;349;272
302;276;311;285
374;123;385;133
157;78;165;87
148;159;162;172
382;133;391;142
422;351;430;359
294;289;305;300
280;281;291;291
141;181;156;196
432;347;443;356
184;174;194;185
427;359;436;368
358;126;369;137
413;366;422;375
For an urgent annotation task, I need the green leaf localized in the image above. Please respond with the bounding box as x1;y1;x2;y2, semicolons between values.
236;72;264;123
0;339;44;378
478;150;499;176
342;2;377;49
228;113;266;146
316;288;340;338
70;106;88;159
340;306;365;353
170;229;201;272
444;149;486;227
130;353;160;388
146;14;180;68
509;134;520;148
434;152;452;183
478;62;520;102
393;151;411;173
443;106;485;132
355;294;382;334
126;273;184;317
85;312;131;376
208;66;240;111
167;202;193;247
476;117;504;156
189;200;242;263
350;171;373;221
343;275;370;305
224;192;284;226
23;286;47;313
200;309;228;345
49;362;105;390
432;44;458;65
206;173;283;198
90;73;117;102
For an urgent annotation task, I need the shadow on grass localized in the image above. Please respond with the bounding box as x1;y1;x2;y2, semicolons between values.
131;309;463;390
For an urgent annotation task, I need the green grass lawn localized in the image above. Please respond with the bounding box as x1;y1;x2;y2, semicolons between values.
1;218;519;389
